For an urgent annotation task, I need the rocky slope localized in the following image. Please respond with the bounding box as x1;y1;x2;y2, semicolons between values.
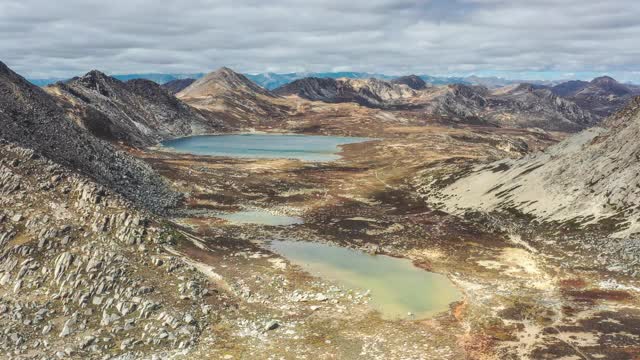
177;67;290;126
46;72;221;147
552;76;638;117
0;142;224;358
162;78;196;95
274;77;416;108
0;61;179;212
550;80;591;97
430;96;640;237
390;75;427;90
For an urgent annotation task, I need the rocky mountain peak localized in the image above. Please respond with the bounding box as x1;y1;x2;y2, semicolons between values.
273;77;339;100
391;74;427;90
591;75;631;96
216;66;238;75
72;70;123;96
0;61;12;75
591;75;617;85
124;78;186;107
80;69;114;83
208;67;243;82
178;66;273;99
550;76;634;117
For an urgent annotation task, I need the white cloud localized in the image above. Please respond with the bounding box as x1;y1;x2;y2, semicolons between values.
1;0;639;80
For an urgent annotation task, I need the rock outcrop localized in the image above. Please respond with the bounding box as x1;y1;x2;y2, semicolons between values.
0;143;223;358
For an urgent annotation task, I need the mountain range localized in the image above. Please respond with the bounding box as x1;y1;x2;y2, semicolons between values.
23;64;640;145
44;71;221;147
30;71;609;90
273;77;417;108
418;83;599;131
274;76;619;131
36;67;639;138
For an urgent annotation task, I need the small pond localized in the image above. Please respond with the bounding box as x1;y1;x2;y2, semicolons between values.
268;240;462;320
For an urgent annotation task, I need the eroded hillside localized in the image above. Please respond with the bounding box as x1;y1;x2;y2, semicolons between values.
430;96;640;238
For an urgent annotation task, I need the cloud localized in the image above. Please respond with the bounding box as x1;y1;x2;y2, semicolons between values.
1;0;639;80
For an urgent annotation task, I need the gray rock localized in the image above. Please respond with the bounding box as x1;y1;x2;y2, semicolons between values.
264;320;280;331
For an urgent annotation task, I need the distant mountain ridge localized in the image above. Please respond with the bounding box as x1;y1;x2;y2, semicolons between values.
112;72;205;84
28;73;205;86
162;78;196;95
28;71;640;91
551;76;639;117
25;66;640;133
28;71;545;89
273;77;416;108
422;83;598;131
245;72;400;89
30;71;470;89
274;76;599;131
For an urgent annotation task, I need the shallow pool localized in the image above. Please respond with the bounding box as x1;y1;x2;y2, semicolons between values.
268;240;462;320
161;134;373;161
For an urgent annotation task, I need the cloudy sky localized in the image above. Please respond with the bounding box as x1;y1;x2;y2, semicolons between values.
2;0;640;81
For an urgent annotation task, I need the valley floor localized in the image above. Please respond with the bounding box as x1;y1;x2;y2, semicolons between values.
134;124;640;359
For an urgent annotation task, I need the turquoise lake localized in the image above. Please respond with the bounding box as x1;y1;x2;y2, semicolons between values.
161;134;373;161
268;240;462;320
